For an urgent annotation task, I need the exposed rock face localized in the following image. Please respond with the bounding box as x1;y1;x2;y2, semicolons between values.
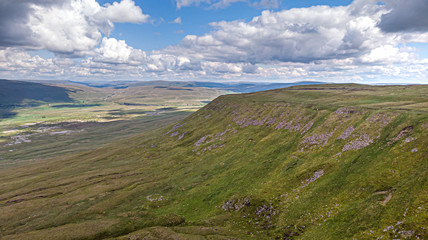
301;133;333;147
240;118;266;128
338;126;355;140
275;116;308;132
302;170;324;187
147;194;164;202
342;134;373;152
388;126;413;145
194;135;208;146
222;197;251;211
4;135;32;146
366;113;396;126
167;123;183;134
301;121;314;134
234;117;247;126
201;101;401;156
229;103;315;133
177;132;186;140
202;144;224;152
265;118;277;126
255;204;277;220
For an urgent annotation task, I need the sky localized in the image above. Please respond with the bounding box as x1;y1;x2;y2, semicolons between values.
0;0;428;84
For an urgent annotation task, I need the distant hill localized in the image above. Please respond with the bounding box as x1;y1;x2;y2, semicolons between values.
183;81;326;93
0;79;73;106
0;79;73;118
14;79;326;93
69;80;326;92
1;84;426;239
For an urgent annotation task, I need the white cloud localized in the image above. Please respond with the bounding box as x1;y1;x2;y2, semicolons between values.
170;17;182;24
176;0;206;9
2;44;427;83
94;37;134;63
165;5;390;64
79;0;428;83
211;0;246;9
28;1;103;54
0;47;76;78
1;0;149;55
252;0;280;9
360;45;411;63
96;0;149;23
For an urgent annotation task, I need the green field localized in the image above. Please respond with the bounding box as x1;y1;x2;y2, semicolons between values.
0;84;426;239
0;80;227;167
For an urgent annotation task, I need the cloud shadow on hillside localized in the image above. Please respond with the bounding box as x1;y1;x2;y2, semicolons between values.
0;79;74;120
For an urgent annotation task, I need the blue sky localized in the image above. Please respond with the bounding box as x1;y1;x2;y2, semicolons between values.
0;0;428;84
103;0;355;51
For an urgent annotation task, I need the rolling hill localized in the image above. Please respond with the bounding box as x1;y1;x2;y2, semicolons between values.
0;84;427;239
0;79;74;119
0;79;74;106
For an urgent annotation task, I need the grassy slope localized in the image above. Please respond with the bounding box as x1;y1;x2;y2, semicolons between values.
0;84;427;239
0;112;190;168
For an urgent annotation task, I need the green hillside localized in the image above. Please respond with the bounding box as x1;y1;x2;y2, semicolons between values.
0;79;74;106
0;84;427;239
0;79;73;119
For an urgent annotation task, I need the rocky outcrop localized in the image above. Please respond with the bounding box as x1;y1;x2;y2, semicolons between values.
342;134;373;152
338;126;355;140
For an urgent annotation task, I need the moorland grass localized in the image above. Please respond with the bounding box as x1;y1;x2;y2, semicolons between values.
0;84;427;239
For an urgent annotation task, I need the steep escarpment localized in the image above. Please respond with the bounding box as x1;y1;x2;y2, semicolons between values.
0;84;427;240
161;86;427;239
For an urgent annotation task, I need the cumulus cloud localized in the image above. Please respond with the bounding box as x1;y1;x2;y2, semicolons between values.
165;4;392;64
94;38;134;64
88;0;428;82
95;0;149;23
0;47;77;77
0;0;149;55
0;0;60;48
1;44;426;83
379;0;428;32
359;45;412;64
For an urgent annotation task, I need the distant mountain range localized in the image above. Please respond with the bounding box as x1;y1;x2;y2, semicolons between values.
68;80;327;93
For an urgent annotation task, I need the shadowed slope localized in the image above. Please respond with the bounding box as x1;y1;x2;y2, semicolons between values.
0;79;73;119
